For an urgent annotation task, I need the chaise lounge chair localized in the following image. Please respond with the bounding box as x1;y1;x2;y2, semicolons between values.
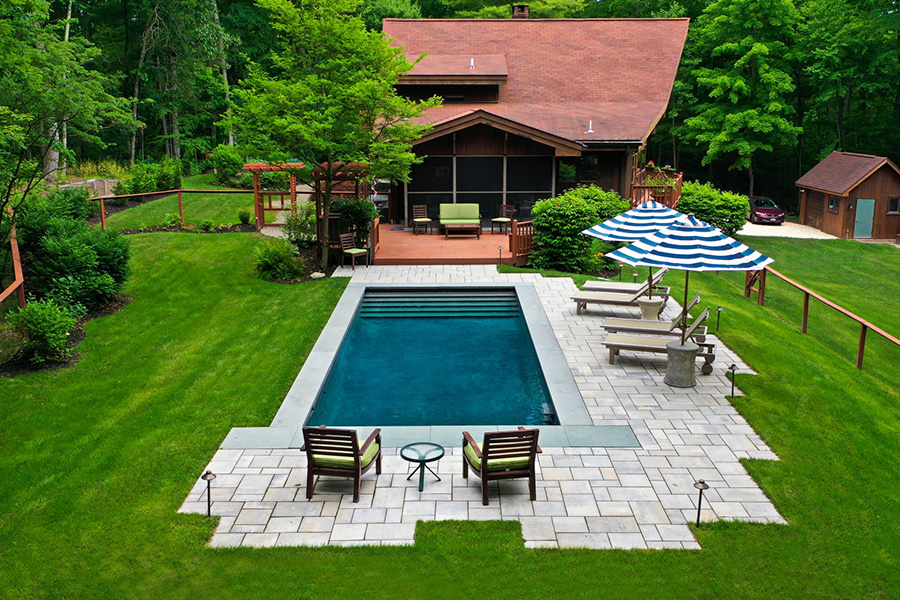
582;267;670;293
571;281;670;316
601;293;707;342
462;427;541;506
301;426;382;503
601;307;716;374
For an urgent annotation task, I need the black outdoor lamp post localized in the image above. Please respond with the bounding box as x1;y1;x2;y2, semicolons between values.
498;246;503;265
632;271;638;283
716;306;723;331
694;479;710;527
201;470;216;518
729;363;737;397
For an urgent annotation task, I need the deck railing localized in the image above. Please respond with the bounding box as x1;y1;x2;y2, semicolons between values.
745;266;900;370
631;168;683;208
508;219;534;265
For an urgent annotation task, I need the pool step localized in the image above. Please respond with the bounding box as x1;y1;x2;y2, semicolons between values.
360;290;520;318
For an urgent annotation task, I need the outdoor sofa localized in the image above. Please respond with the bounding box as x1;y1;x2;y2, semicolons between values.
439;203;482;233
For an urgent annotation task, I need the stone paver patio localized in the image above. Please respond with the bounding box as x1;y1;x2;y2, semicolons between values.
180;265;784;549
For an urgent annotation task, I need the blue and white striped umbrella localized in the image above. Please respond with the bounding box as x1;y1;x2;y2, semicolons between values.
606;215;773;343
582;200;685;242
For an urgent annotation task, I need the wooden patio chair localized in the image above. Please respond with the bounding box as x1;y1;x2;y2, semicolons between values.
340;232;368;270
301;426;382;503
462;427;542;505
411;204;432;235
491;204;515;234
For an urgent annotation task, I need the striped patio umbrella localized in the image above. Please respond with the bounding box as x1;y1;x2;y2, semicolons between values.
606;215;773;344
582;200;686;297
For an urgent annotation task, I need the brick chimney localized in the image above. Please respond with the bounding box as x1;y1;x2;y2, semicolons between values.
512;4;529;19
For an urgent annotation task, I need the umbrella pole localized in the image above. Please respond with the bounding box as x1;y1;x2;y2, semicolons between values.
647;266;653;299
682;271;690;345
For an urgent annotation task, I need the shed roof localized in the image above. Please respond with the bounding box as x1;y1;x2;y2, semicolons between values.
795;151;900;196
383;18;690;147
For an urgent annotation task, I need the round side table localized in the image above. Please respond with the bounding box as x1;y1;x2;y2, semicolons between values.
400;442;445;492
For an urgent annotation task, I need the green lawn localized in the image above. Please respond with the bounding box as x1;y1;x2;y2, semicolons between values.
1;234;898;598
104;174;257;230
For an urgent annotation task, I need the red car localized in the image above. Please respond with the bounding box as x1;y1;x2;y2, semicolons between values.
748;196;785;225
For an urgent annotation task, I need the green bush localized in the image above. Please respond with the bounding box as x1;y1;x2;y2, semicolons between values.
211;144;244;185
234;171;255;189
157;157;183;190
678;181;750;235
7;298;78;364
254;239;305;281
162;213;181;229
237;209;252;225
198;219;214;232
283;201;316;248
259;171;289;190
334;197;378;245
529;186;629;273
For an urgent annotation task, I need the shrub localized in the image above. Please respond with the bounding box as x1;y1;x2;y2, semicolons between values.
235;171;255;189
41;188;94;221
237;209;252;225
529;194;601;273
7;298;78;363
254;239;305;281
559;185;631;222
198;219;214;232
162;213;181;229
259;171;289;190
678;181;750;235
157;157;183;190
283;201;317;248
211;144;244;185
334;197;378;245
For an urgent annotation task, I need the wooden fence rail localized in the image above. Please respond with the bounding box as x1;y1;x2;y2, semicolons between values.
88;188;251;230
0;210;26;309
508;220;534;266
745;266;900;369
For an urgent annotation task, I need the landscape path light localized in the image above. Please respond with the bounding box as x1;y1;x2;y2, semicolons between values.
694;479;710;527
729;363;737;397
201;470;216;518
716;306;723;331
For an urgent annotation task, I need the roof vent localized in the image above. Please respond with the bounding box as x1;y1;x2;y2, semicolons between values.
512;4;529;19
470;58;475;69
585;120;595;134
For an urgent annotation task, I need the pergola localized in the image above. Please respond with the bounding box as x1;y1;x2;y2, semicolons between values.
241;162;370;247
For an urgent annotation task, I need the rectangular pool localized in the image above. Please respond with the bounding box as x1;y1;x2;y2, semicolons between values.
307;289;558;426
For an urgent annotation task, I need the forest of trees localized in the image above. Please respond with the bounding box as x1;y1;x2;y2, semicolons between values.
3;0;899;211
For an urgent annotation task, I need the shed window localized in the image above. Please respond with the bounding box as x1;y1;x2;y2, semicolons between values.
827;195;840;213
889;196;900;214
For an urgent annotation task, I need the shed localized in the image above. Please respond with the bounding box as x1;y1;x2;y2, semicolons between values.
796;151;900;240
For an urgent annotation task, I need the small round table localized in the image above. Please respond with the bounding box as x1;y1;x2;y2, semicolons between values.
400;442;445;492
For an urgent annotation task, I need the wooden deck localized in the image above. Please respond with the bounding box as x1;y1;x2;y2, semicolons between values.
372;224;519;265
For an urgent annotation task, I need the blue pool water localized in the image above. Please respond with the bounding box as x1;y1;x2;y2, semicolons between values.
308;289;558;426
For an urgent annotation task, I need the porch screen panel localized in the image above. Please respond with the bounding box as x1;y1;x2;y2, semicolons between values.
507;193;552;221
507;157;553;192
456;193;503;221
456;157;503;191
408;157;452;192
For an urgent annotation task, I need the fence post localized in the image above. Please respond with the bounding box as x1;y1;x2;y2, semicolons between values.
857;324;867;369
99;197;107;230
801;292;810;333
510;220;519;257
177;190;184;225
757;268;766;306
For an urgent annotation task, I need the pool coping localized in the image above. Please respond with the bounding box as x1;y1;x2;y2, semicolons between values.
224;282;639;449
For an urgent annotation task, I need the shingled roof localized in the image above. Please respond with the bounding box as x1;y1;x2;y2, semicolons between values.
796;151;900;196
383;18;690;146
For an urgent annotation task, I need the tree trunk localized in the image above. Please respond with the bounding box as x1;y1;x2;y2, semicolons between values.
168;51;181;159
748;158;755;197
60;0;73;177
212;1;234;145
130;2;159;165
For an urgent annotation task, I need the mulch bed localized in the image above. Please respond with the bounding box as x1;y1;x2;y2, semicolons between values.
0;294;133;377
118;223;256;235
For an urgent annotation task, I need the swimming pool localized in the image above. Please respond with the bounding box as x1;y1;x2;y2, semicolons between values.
307;289;558;426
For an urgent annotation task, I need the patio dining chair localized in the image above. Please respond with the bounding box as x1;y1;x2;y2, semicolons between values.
462;427;541;505
301;426;382;503
411;204;433;235
491;204;515;234
340;232;368;269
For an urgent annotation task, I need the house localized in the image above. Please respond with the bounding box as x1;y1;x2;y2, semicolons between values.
382;11;689;225
796;151;900;240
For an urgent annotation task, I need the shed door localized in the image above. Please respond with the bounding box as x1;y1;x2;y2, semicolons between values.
854;199;875;238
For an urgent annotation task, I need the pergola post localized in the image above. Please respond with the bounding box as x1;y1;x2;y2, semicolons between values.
253;172;262;230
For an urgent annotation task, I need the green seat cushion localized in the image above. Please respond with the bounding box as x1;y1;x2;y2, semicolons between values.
312;442;379;469
464;443;530;471
439;203;480;221
492;217;511;223
413;218;432;223
344;248;367;255
441;219;480;225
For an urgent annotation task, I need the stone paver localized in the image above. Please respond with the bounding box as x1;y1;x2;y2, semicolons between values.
181;265;785;549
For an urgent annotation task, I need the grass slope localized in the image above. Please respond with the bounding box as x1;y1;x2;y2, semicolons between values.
104;175;256;230
0;234;898;598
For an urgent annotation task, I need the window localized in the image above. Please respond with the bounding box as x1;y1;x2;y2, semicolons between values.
827;195;840;213
889;196;900;214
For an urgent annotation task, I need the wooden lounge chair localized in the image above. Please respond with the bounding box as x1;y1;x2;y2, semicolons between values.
462;427;541;506
602;307;717;374
411;204;432;235
491;204;515;234
301;426;382;503
601;293;707;342
340;233;368;270
583;267;670;293
572;282;670;316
